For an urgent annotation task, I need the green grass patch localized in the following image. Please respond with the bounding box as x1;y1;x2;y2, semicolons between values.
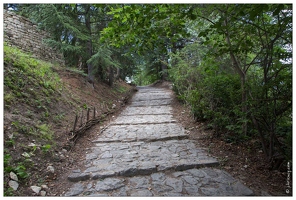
112;85;128;94
4;44;62;104
36;124;54;140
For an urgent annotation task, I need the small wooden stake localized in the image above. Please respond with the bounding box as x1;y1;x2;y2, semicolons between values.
73;115;78;132
93;107;96;119
87;108;90;121
80;110;83;127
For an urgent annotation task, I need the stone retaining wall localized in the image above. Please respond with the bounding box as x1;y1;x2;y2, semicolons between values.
3;9;65;65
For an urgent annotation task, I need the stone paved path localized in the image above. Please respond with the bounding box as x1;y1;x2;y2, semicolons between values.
64;86;254;196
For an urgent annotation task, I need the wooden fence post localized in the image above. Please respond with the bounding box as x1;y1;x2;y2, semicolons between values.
73;115;78;132
87;108;90;121
80;110;83;127
93;107;96;119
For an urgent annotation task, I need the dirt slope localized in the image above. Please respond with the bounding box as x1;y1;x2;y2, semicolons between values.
3;45;135;196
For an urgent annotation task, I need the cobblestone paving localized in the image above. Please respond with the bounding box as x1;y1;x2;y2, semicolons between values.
65;86;254;196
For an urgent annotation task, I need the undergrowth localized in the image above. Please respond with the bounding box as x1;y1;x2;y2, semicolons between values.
3;43;134;196
3;44;62;196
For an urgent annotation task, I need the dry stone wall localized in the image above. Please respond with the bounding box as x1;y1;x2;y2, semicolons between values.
3;9;65;65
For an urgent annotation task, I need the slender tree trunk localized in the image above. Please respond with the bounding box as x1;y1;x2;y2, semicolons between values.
241;75;248;135
226;47;248;135
86;44;94;84
251;115;268;157
224;17;248;135
269;125;275;161
115;68;120;80
84;5;94;84
108;66;114;86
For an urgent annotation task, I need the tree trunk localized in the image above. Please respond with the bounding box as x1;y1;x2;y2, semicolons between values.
108;66;114;86
251;115;268;157
269;126;275;161
241;75;248;135
84;5;94;84
115;67;120;80
224;17;248;135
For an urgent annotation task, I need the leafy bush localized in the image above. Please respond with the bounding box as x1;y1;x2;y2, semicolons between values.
169;42;244;138
169;25;292;164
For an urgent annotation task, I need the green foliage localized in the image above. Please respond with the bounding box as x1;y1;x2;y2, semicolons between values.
169;43;242;137
37;124;53;140
4;44;62;95
6;137;15;147
4;153;29;179
20;4;137;85
4;153;12;172
11;120;54;142
7;4;292;166
113;85;128;93
53;113;65;122
86;44;135;84
82;103;88;110
41;144;52;153
63;67;87;79
4;44;63;150
22;4;90;64
100;4;191;52
14;164;29;179
87;44;120;70
133;64;160;86
4;187;14;196
169;4;292;163
11;121;30;135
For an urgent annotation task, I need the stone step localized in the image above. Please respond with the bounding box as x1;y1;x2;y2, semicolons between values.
64;86;255;197
120;106;172;115
130;99;172;107
93;123;188;143
132;94;172;101
112;114;176;125
65;167;254;196
92;134;189;143
68;139;219;182
136;87;168;92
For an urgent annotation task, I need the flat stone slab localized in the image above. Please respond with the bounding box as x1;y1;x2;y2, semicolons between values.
125;86;173;108
65;86;254;197
93;123;187;143
65;168;254;196
112;114;176;125
132;93;172;101
69;139;218;181
130;99;172;107
121;106;172;115
136;87;169;92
